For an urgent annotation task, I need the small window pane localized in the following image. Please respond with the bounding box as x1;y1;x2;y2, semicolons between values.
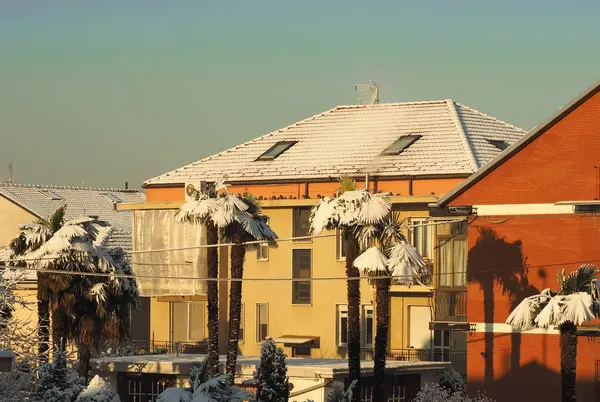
292;347;311;358
292;249;312;304
341;317;348;345
433;330;442;347
293;208;311;240
336;229;348;260
188;303;204;341
438;240;452;287
172;303;188;342
487;139;509;151
338;306;348;346
380;135;421;156
453;239;467;286
256;141;296;161
363;306;373;346
257;303;268;341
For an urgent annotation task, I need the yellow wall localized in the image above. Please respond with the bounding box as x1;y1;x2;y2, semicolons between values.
0;196;37;248
148;202;437;359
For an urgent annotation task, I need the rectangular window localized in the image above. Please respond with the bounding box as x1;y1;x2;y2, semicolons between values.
170;302;205;342
336;229;348;261
411;220;433;260
362;305;374;346
256;303;269;342
239;303;245;343
256;141;297;161
257;218;270;261
437;237;467;287
292;208;311;241
433;330;450;362
291;346;311;358
336;305;348;346
380;135;422;156
292;249;312;304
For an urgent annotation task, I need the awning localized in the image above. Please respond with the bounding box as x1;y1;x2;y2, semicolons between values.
272;335;319;345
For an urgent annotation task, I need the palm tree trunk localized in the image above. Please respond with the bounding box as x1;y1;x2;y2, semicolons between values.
52;306;68;352
225;237;246;382
78;342;92;382
373;277;390;402
560;321;577;402
37;276;50;363
345;236;361;402
206;222;220;377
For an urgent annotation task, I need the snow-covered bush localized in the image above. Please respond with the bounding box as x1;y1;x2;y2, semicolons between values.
413;383;495;402
0;361;36;402
32;348;84;402
254;336;289;402
439;368;467;394
76;375;120;402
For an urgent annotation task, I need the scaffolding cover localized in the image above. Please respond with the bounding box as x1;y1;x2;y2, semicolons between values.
132;209;207;297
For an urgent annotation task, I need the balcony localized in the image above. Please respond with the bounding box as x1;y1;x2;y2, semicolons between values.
431;289;468;329
388;348;467;377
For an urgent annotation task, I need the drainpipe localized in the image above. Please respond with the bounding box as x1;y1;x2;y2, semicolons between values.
408;179;413;196
365;174;370;192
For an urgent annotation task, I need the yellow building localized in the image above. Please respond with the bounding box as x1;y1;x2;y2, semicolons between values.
130;100;526;375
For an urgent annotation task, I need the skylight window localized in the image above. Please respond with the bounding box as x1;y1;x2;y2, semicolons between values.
380;135;422;156
256;141;297;161
39;189;62;200
487;139;509;151
100;193;123;203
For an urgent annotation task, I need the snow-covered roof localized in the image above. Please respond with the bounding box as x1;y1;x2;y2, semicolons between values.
145;100;525;186
0;183;145;252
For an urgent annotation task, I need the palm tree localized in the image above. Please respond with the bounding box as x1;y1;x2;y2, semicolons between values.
310;177;390;401
177;180;224;377
22;217;138;380
7;206;66;362
178;183;277;381
506;264;599;402
354;212;426;402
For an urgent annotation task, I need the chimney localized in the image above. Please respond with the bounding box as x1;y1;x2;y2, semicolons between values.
113;202;117;211
125;181;129;190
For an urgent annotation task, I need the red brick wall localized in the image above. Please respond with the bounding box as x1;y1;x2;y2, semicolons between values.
452;90;600;206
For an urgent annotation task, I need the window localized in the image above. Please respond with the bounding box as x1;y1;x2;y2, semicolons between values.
291;346;311;358
433;330;450;362
362;306;374;347
100;193;124;203
292;249;312;304
257;218;270;261
336;229;348;261
256;303;269;342
256;141;297;161
411;220;433;260
38;189;62;200
171;302;205;342
292;208;311;241
380;135;422;156
239;303;245;343
336;305;348;346
437;222;467;287
487;139;509;151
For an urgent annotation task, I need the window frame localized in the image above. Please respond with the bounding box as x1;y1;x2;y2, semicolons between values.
336;304;349;347
291;346;311;358
436;235;468;288
362;305;374;347
410;219;434;261
336;228;348;261
256;217;270;261
380;135;422;156
292;207;312;243
256;303;269;343
433;329;451;362
292;249;312;305
170;301;205;342
486;139;509;151
256;141;297;161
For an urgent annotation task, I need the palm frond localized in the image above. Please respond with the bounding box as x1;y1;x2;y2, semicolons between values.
388;242;427;285
505;294;543;330
561;264;598;294
310;197;338;236
353;246;389;275
562;292;595;326
49;206;66;233
339;176;357;193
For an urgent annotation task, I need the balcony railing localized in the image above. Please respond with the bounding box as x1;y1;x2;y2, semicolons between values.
388;348;467;377
433;289;467;322
95;339;208;358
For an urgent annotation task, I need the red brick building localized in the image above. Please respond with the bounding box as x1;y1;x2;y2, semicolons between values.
432;80;600;402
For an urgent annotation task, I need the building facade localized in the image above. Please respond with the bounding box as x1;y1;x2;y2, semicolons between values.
433;80;600;401
132;100;525;375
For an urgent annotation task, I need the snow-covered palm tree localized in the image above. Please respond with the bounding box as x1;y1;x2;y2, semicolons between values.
354;212;427;402
177;180;225;377
7;206;66;362
310;177;391;400
506;264;600;402
178;181;277;381
18;216;138;380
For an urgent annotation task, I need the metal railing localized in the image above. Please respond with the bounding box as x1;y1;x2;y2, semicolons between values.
96;339;208;358
388;348;467;377
433;289;467;322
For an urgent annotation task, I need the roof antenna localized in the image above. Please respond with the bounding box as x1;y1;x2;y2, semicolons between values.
8;161;13;183
355;81;380;105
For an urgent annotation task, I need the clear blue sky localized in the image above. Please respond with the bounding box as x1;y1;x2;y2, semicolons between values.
1;1;599;189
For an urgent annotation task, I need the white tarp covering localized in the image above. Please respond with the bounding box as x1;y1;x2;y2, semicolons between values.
132;209;207;297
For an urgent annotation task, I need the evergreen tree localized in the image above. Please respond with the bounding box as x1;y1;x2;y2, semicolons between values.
32;348;84;402
75;375;120;402
254;336;289;402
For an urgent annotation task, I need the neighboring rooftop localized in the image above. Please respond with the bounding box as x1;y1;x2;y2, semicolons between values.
0;183;145;252
145;100;526;186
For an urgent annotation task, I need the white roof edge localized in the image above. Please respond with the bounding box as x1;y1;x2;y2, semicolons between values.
435;80;600;207
0;183;141;193
446;99;479;171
